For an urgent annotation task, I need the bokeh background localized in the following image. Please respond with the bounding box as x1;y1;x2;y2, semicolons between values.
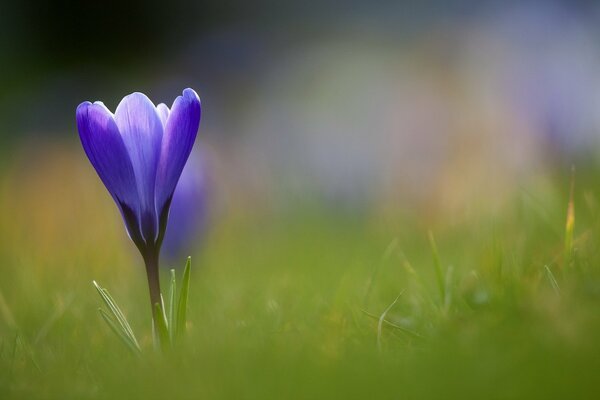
2;1;600;398
3;0;600;221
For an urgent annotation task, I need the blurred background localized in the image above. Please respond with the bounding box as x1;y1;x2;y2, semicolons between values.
3;2;600;397
2;0;600;254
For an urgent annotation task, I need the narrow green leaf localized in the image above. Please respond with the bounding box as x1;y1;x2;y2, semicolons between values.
154;303;170;350
93;281;128;331
176;257;192;340
99;308;141;355
377;291;404;352
160;294;168;323
151;319;160;352
92;281;139;348
428;232;445;305
544;265;560;296
361;309;424;338
168;269;177;343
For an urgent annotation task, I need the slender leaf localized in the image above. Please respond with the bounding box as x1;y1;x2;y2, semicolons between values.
92;281;139;347
168;269;177;342
428;232;445;304
160;294;168;327
544;265;561;296
98;308;141;355
361;309;423;338
377;291;404;351
176;257;191;340
154;303;170;349
151;319;160;352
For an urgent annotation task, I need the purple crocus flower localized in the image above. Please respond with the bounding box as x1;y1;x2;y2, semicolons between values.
76;89;201;318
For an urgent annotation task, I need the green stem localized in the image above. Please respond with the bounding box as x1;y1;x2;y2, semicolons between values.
143;250;162;322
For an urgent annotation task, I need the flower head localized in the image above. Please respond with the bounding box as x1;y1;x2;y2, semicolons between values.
76;89;201;257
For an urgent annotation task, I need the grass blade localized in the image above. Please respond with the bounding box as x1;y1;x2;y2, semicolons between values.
428;231;445;304
544;265;560;296
361;309;423;339
168;269;177;343
93;281;139;348
176;257;192;340
377;291;404;351
154;303;170;350
98;308;141;355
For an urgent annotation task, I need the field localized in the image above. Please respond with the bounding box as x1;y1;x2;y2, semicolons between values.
1;148;599;399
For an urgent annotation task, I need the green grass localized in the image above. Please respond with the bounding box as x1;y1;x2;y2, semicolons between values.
1;161;600;399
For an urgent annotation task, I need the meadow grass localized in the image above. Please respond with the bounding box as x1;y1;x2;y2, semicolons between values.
0;153;599;399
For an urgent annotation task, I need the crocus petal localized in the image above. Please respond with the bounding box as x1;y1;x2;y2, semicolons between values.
114;92;164;243
155;88;201;216
157;103;170;128
76;102;144;245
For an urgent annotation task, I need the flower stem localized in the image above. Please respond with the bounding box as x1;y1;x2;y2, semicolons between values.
143;250;162;322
